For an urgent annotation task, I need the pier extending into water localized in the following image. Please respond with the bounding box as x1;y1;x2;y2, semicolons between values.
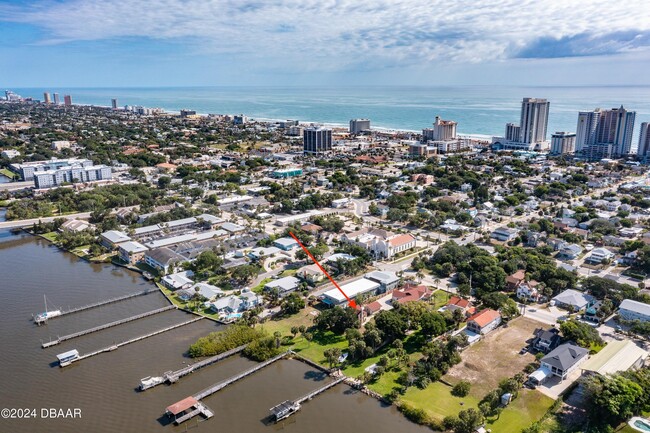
270;376;347;422
43;305;177;348
58;316;204;367
164;351;291;424
139;344;248;391
34;288;158;324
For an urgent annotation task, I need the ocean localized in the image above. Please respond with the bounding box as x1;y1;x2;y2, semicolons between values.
11;86;650;138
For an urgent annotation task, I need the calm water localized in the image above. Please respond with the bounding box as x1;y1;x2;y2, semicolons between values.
12;86;650;137
0;232;427;433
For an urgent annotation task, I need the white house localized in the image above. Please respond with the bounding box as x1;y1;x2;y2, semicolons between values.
619;299;650;322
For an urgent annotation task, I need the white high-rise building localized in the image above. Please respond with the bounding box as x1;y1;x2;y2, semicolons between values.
551;132;576;155
349;119;370;134
575;110;600;152
519;98;550;145
53;93;60;104
111;98;118;109
505;123;521;142
578;106;636;158
497;98;550;151
638;123;650;161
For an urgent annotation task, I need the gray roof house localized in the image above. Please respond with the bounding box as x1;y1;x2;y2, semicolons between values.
144;247;184;274
264;276;301;297
540;343;589;379
552;289;594;311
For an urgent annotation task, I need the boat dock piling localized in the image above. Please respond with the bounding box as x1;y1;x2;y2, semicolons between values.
34;289;157;323
139;344;248;391
59;316;204;367
43;305;177;348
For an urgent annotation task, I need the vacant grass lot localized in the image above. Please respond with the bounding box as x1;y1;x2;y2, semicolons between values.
443;316;540;397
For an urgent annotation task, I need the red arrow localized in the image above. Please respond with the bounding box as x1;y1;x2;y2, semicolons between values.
289;231;358;309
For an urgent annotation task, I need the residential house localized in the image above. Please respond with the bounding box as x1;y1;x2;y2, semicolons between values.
532;327;562;353
177;283;223;302
296;264;324;284
491;227;518;242
321;278;380;306
466;309;502;335
208;289;262;316
552;289;594;311
517;280;544;303
391;285;433;305
273;237;299;251
619;299;650;322
540;343;589;380
364;301;383;317
118;241;149;265
558;244;582;260
441;296;475;317
161;270;194;291
264;276;301;297
506;270;526;291
585;248;615;265
59;219;91;233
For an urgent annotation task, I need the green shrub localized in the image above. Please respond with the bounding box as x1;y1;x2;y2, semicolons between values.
451;380;471;397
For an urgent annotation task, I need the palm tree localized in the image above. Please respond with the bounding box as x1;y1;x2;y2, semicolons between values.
433;277;440;291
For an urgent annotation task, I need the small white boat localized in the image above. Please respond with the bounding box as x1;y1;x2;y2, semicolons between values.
34;295;62;325
139;376;164;391
57;349;79;367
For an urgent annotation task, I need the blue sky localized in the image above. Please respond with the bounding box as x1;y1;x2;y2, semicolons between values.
1;0;650;87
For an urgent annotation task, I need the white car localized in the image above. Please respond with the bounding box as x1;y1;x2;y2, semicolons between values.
585;244;594;251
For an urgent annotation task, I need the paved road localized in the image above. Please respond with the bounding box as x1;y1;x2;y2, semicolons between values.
0;211;93;229
0;205;139;230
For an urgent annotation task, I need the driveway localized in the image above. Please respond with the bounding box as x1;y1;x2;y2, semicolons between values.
520;304;565;325
536;368;582;399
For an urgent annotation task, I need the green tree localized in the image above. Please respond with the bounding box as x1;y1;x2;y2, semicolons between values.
323;347;342;368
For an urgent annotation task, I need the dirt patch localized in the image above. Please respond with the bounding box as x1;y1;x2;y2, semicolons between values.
443;317;541;397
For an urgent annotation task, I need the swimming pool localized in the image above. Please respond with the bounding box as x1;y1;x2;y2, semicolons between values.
629;417;650;432
225;312;243;321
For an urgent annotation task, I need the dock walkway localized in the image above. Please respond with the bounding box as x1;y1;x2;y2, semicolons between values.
34;289;158;324
43;305;177;348
293;376;346;405
193;351;290;400
140;344;248;390
60;316;204;367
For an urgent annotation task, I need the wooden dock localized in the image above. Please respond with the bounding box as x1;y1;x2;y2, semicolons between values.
42;305;177;348
270;376;346;422
139;344;248;391
173;403;214;425
59;316;204;367
193;351;290;400
34;289;158;323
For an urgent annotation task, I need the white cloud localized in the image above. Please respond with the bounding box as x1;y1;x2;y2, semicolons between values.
2;0;650;73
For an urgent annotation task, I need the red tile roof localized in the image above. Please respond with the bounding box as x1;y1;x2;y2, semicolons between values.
389;233;416;247
364;301;382;314
392;286;432;304
468;309;501;328
447;296;472;309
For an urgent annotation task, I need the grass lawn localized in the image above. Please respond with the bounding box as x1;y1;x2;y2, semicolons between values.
487;389;555;432
401;381;481;420
431;290;451;309
40;231;59;242
279;269;298;277
0;168;18;179
252;277;273;293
